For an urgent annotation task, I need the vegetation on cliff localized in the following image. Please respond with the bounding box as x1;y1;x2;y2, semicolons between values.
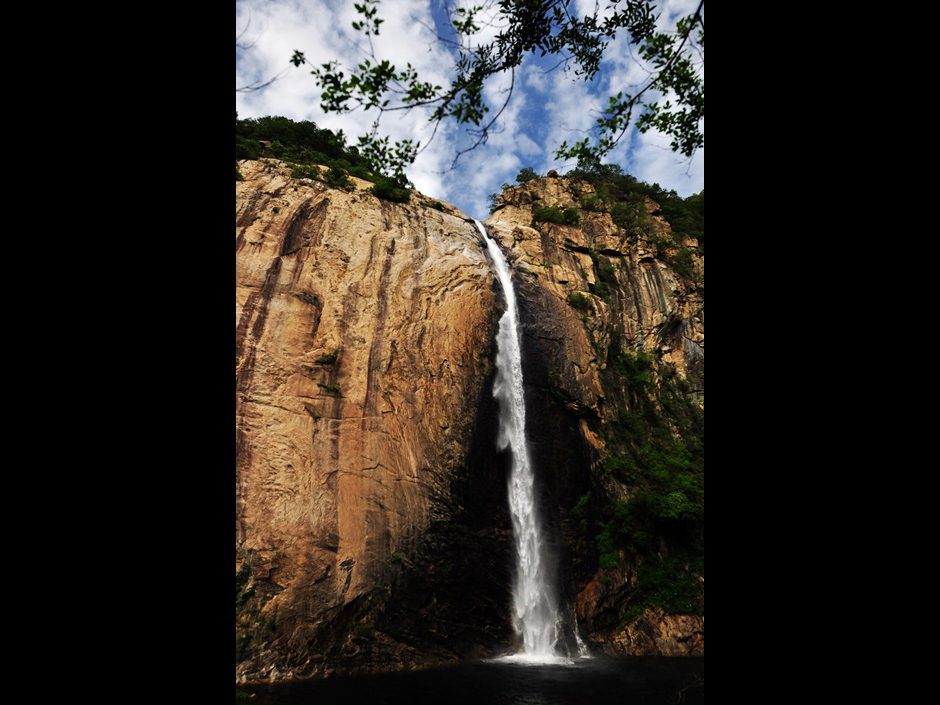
583;198;703;623
589;344;704;620
496;164;704;627
236;113;413;203
565;162;703;255
235;113;703;664
495;162;704;257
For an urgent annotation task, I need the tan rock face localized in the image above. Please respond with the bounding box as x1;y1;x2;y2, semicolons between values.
484;177;704;657
236;163;703;679
486;182;703;394
483;180;703;434
236;160;502;680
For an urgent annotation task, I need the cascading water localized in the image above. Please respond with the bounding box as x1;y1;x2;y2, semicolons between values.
476;220;560;662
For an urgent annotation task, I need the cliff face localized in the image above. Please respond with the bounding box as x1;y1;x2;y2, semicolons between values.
485;173;704;657
236;160;510;680
235;161;703;682
486;175;704;398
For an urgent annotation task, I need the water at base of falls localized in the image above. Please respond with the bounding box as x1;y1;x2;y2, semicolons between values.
487;653;575;666
239;657;705;705
476;220;560;660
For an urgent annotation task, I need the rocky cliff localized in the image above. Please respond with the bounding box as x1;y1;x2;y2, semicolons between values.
236;160;703;682
485;172;704;657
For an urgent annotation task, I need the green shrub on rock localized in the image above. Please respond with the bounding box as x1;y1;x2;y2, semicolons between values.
370;176;411;203
532;204;581;226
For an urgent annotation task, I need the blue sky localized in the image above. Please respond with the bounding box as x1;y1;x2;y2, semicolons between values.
236;0;703;219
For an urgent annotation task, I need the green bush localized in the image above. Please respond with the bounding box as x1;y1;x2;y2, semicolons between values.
617;349;656;384
611;200;647;231
370;176;411;203
236;135;263;161
577;332;704;619
567;291;593;311
671;247;696;279
636;554;704;616
236;115;364;168
596;527;621;570
579;193;603;212
347;164;376;182
315;350;338;364
290;164;321;181
562;161;703;253
324;165;353;189
533;204;581;226
236;114;400;191
516;167;540;183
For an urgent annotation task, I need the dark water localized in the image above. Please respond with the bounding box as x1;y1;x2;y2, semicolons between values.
238;656;704;705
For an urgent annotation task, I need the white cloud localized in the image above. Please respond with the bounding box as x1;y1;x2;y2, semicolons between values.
236;0;703;215
237;0;460;200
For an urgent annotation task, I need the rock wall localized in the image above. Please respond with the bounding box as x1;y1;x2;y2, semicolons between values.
236;162;704;682
484;172;704;657
236;160;510;680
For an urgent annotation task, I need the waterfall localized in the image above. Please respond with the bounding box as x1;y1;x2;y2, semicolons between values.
476;220;560;662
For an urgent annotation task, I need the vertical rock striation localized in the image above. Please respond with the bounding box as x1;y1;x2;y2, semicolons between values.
236;161;704;682
236;160;508;680
484;172;704;658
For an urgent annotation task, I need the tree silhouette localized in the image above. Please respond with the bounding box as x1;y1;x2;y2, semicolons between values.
289;0;704;180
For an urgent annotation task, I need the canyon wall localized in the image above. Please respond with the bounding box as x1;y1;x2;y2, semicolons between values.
236;160;511;680
236;161;703;682
485;172;704;658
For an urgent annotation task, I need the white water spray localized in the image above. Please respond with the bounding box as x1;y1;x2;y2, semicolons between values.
476;220;561;662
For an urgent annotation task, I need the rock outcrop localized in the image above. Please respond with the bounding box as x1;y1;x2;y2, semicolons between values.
485;176;704;657
236;161;704;681
236;160;511;680
486;178;704;405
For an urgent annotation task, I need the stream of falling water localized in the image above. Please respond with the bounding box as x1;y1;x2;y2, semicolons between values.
476;220;562;662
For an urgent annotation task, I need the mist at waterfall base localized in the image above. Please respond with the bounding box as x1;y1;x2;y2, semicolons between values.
239;225;704;703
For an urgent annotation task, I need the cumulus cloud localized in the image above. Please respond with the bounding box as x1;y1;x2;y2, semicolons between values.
236;0;702;217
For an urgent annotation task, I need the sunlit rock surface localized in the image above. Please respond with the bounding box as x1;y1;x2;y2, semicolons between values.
236;161;703;681
236;160;506;680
